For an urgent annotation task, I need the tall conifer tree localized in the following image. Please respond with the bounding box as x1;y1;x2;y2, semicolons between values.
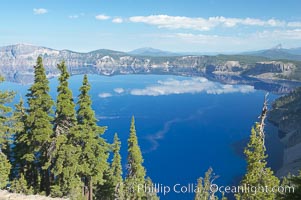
23;56;54;194
110;133;124;199
11;98;27;179
76;74;109;200
96;133;124;200
235;97;279;200
278;172;301;200
0;76;14;189
51;61;81;198
125;116;146;199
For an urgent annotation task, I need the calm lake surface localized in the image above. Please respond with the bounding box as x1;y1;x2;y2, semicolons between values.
1;74;281;199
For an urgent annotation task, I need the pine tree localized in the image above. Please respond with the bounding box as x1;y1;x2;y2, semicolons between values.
0;76;15;189
96;133;124;200
11;98;28;180
194;168;222;200
125;116;146;200
10;173;33;194
0;153;11;189
23;56;54;194
144;177;159;200
76;74;109;200
110;133;124;199
235;97;279;200
51;61;82;198
278;172;301;200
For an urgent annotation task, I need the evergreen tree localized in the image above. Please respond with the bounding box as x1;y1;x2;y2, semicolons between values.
76;74;109;200
10;173;33;194
11;98;36;195
110;133;124;199
194;168;223;200
11;98;28;180
125;116;146;200
96;133;124;200
95;170;114;200
51;61;81;197
0;153;11;189
278;172;301;200
235;98;279;200
144;177;159;200
23;56;54;194
0;76;14;189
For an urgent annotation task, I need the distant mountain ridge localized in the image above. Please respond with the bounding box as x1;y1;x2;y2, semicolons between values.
243;44;301;61
129;45;301;59
0;44;301;94
128;47;179;56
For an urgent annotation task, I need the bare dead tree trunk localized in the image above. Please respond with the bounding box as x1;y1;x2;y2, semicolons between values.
258;92;269;150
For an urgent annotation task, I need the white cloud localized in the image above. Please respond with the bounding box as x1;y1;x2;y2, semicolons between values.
129;15;288;31
266;19;286;27
172;33;241;45
254;29;301;40
158;28;301;52
69;15;79;19
130;78;254;96
114;88;125;94
288;22;301;27
112;17;123;23
129;15;215;31
95;14;110;20
33;8;48;15
98;92;112;98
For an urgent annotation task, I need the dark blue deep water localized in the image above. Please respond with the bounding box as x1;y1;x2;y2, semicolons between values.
1;75;281;200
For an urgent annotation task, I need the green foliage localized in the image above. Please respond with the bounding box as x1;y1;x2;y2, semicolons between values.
11;98;27;180
144;177;159;200
0;76;15;149
95;170;115;200
0;76;15;189
194;167;221;200
76;74;109;199
23;56;54;193
52;61;80;197
0;152;11;189
271;87;301;109
111;134;123;186
277;172;301;200
50;185;64;198
235;124;279;200
125;116;147;199
53;61;77;136
96;133;124;200
0;60;160;200
10;173;33;194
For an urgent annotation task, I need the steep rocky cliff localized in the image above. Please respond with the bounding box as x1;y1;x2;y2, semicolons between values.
268;87;301;176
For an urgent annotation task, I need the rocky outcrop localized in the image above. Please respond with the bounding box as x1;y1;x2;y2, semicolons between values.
245;61;295;75
209;61;243;74
268;87;301;176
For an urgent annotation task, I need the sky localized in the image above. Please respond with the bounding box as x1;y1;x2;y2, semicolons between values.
1;0;301;53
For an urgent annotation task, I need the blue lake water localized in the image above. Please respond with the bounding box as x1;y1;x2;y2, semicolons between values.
0;74;281;199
